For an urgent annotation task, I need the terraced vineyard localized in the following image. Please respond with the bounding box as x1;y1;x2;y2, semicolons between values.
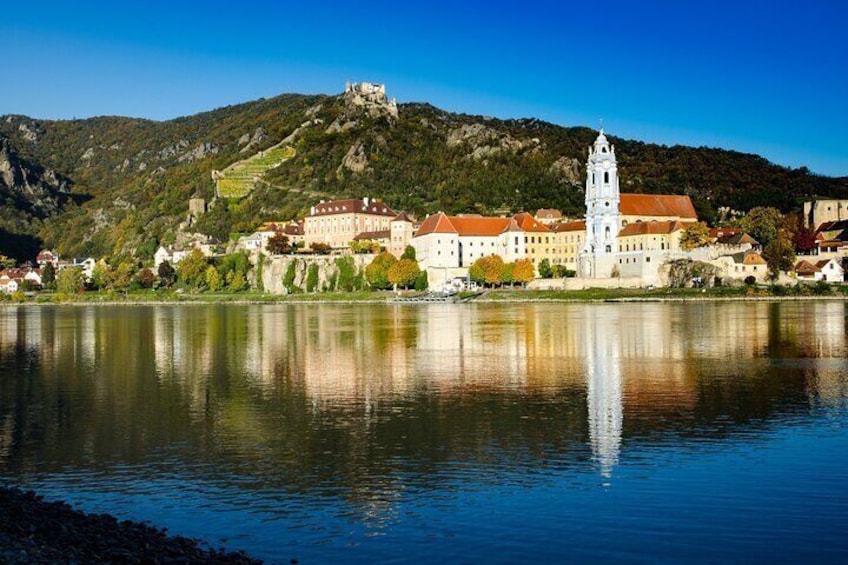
215;144;296;198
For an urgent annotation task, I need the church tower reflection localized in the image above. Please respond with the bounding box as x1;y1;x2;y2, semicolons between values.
583;305;623;479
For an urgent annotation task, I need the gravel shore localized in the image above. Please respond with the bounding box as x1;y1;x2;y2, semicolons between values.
0;486;267;564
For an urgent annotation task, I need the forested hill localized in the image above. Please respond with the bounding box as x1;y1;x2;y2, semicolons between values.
1;88;845;261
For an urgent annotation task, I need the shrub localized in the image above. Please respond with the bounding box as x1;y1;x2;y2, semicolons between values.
414;270;428;291
812;280;832;296
306;263;319;292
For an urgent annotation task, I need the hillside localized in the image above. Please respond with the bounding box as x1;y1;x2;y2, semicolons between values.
0;86;845;261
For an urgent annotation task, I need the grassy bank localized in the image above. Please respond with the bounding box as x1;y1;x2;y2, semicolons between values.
2;284;847;306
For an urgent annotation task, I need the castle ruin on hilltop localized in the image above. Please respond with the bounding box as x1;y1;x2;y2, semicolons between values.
344;81;398;119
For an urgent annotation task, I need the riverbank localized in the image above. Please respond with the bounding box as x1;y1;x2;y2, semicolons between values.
0;486;266;564
1;284;847;306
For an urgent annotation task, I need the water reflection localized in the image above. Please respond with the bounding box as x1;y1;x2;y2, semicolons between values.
0;301;846;488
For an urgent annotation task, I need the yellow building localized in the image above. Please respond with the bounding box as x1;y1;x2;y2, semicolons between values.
551;220;586;269
616;220;685;253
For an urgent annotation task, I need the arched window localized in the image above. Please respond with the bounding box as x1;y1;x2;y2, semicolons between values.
605;226;611;239
604;171;609;184
605;245;612;252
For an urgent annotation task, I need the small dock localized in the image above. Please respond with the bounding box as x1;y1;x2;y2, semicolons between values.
388;293;459;304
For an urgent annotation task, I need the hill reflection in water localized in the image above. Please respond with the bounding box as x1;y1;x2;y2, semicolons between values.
0;302;846;562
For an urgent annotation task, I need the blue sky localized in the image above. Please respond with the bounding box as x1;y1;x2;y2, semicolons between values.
2;1;846;176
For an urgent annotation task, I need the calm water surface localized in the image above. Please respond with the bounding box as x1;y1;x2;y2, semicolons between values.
1;301;847;563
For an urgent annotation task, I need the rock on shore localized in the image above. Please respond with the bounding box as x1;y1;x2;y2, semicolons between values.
0;486;267;564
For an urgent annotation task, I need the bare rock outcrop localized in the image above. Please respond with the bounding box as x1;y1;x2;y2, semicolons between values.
238;127;268;153
0;137;68;217
549;156;582;184
338;142;369;174
447;123;539;160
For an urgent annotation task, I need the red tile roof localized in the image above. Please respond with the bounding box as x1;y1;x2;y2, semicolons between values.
513;212;551;232
709;227;742;239
551;220;586;232
794;260;818;275
416;212;458;235
620;194;697;220
535;208;563;220
353;230;390;241
308;198;396;217
449;217;512;236
391;212;415;223
740;252;767;265
618;220;685;236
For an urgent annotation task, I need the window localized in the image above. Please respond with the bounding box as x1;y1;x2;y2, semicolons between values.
604;172;609;183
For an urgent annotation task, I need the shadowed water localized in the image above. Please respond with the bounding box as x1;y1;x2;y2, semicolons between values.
0;301;847;563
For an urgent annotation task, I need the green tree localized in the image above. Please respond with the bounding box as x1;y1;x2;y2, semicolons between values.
283;259;298;292
537;258;553;279
762;236;795;279
388;258;420;289
335;256;357;291
107;261;135;291
266;232;291;255
680;221;711;250
56;267;84;295
89;260;109;290
41;262;56;289
365;251;397;290
414;269;428;291
227;270;247;291
205;265;222;291
176;249;208;290
306;263;319;292
512;258;535;286
401;245;416;261
739;207;783;248
500;262;515;287
157;261;176;287
468;258;486;286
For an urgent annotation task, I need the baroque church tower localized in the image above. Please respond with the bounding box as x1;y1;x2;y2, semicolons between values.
580;129;621;278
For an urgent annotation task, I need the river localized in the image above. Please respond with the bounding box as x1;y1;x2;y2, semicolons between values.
1;302;847;563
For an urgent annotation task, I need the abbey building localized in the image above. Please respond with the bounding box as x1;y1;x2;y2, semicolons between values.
579;130;698;282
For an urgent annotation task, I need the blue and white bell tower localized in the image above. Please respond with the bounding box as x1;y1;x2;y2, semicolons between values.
580;129;621;278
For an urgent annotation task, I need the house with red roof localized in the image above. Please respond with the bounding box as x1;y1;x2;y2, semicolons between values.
413;212;527;272
304;197;397;250
795;258;844;283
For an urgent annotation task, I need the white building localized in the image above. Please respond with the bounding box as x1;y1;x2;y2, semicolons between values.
578;129;698;282
580;129;622;278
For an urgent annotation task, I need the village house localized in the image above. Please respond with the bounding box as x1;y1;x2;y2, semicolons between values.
36;250;59;268
389;213;416;258
412;213;526;278
550;221;586;270
712;250;769;283
59;258;96;280
303;197;397;250
154;243;217;268
794;258;845;283
0;267;42;292
613;220;687;278
0;277;18;294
